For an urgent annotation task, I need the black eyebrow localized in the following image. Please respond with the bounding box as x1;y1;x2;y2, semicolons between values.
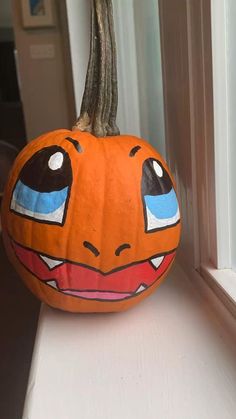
129;145;141;157
65;137;83;153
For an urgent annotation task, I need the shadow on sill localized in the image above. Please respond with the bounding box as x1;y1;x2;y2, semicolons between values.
0;234;40;419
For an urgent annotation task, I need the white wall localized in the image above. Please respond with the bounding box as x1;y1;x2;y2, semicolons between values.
133;0;166;156
113;1;141;137
65;0;90;121
66;0;165;155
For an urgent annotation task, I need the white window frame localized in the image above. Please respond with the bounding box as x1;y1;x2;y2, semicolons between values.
199;0;236;317
159;0;236;317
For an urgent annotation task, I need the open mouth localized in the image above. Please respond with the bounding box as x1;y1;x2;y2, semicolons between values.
11;238;176;302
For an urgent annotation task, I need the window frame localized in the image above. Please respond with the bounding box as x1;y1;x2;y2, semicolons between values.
199;0;236;317
159;0;236;317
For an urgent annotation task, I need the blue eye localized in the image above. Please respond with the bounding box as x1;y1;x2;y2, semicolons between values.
11;180;69;224
10;146;72;225
142;159;180;232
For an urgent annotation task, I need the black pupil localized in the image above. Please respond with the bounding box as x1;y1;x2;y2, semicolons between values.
20;146;72;192
142;158;172;196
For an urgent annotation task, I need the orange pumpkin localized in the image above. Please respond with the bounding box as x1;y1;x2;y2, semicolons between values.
1;129;180;313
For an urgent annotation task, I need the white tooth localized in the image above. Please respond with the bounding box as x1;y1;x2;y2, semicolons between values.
46;280;58;289
150;255;164;269
40;255;64;269
135;284;147;294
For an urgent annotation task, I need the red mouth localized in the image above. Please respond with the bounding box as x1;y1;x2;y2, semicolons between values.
11;239;176;302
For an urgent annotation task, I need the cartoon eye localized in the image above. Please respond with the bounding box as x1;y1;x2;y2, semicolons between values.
141;158;180;232
10;146;72;225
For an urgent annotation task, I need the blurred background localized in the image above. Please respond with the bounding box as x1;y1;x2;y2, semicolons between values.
1;2;234;418
0;1;165;417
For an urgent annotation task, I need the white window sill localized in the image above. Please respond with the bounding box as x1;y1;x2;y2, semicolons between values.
23;263;236;419
200;264;236;318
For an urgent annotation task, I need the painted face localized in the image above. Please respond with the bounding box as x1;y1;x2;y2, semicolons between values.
2;129;181;312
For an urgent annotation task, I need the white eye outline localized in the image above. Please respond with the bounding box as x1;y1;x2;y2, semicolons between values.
145;204;180;232
10;193;68;225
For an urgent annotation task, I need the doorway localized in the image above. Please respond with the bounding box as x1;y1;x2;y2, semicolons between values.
0;4;26;149
0;2;27;201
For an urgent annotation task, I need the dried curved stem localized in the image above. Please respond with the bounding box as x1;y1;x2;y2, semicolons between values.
73;0;120;137
73;3;97;132
106;0;119;136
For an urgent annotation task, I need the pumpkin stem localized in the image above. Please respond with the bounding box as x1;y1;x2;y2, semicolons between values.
73;0;120;137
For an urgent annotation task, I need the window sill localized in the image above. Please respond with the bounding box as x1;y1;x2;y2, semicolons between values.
200;264;236;318
23;263;236;419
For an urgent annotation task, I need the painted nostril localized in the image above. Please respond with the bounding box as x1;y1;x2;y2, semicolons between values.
115;243;131;256
83;241;100;257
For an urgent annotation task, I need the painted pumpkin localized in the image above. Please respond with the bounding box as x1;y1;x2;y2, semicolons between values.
1;129;180;313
